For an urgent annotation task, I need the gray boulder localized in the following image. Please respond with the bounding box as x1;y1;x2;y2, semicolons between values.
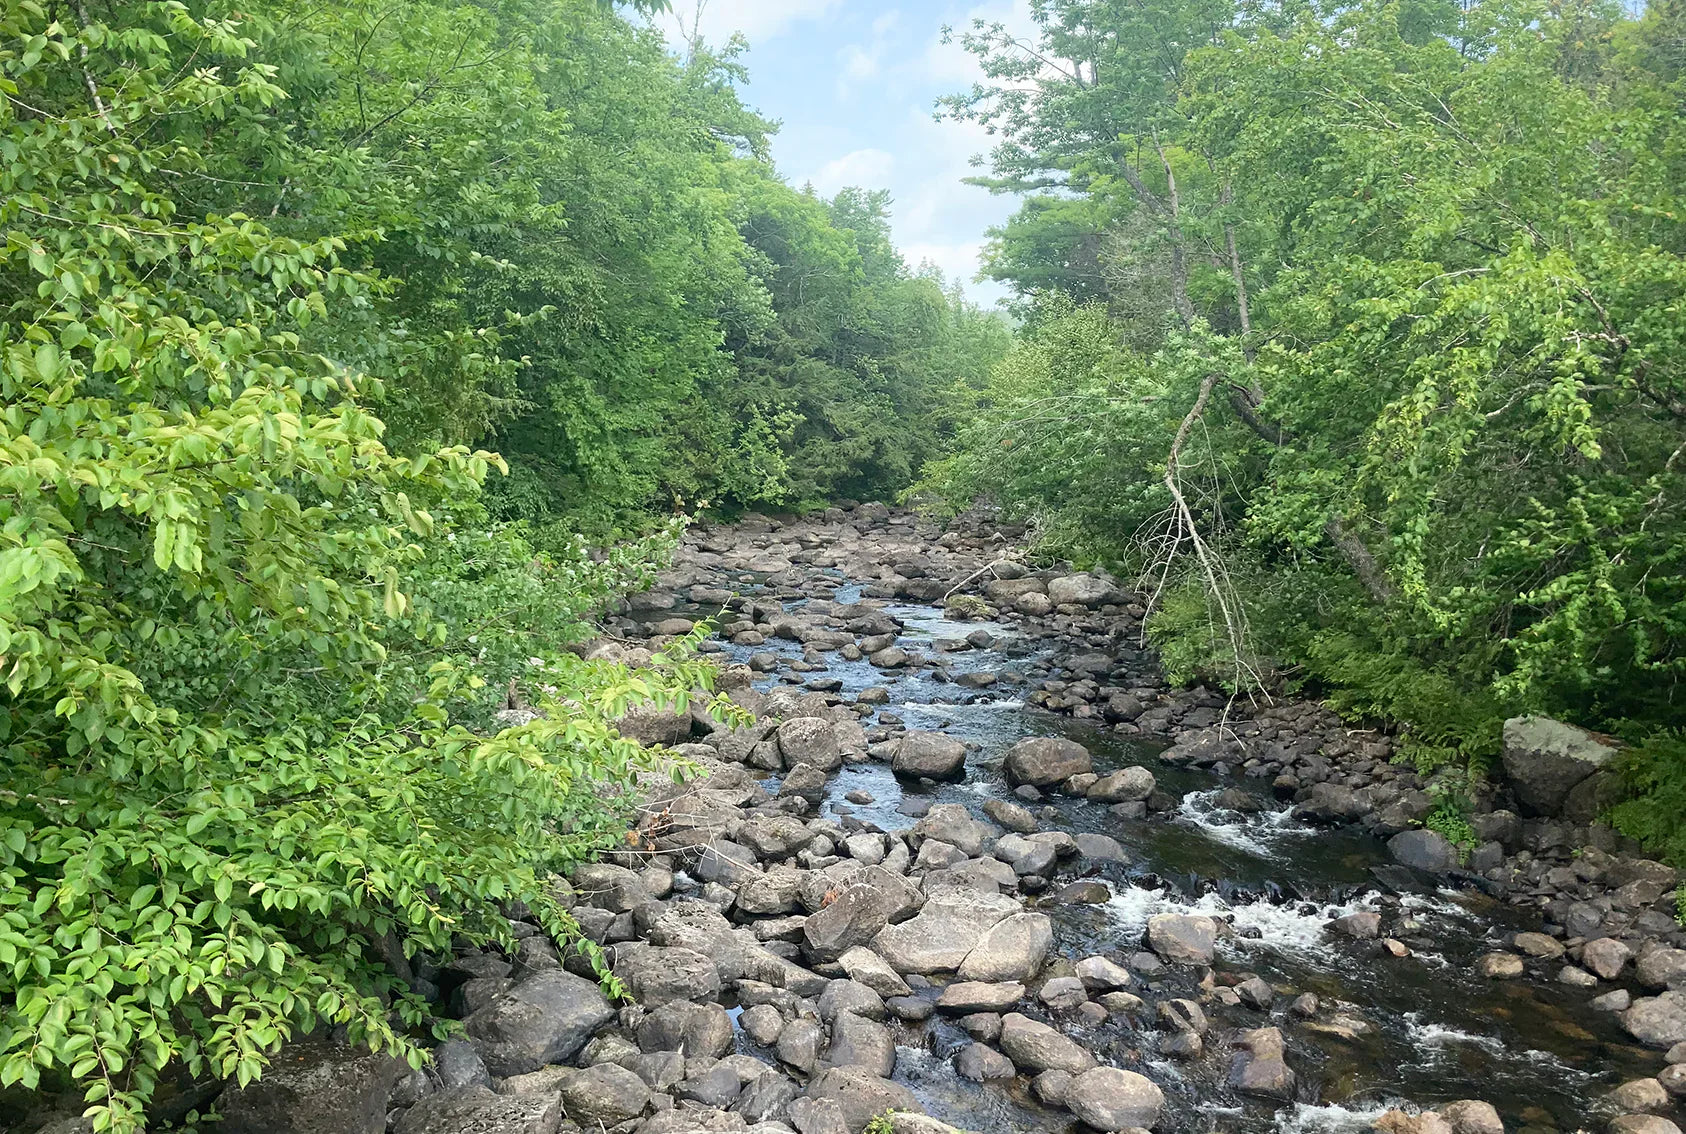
892;732;968;780
636;1000;735;1060
1145;914;1218;966
1500;715;1619;817
1088;767;1155;803
1624;992;1686;1048
465;971;615;1077
956;912;1052;982
804;884;894;962
998;1013;1098;1075
823;1013;897;1078
1063;1066;1164;1131
1004;737;1093;787
556;1064;650;1125
614;944;721;1007
1227;1026;1296;1099
871;892;1020;974
802;1066;920;1134
394;1087;560;1134
217;1041;406;1134
1047;573;1116;607
955;1043;1015;1081
1388;829;1459;873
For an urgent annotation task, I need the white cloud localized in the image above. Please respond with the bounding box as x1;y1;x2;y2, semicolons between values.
806;148;896;197
656;0;844;51
871;10;902;37
839;43;881;85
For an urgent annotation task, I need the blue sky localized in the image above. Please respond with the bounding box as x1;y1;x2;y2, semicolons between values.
649;1;1038;308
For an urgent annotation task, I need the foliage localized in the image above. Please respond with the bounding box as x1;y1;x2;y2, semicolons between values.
1609;734;1686;873
927;0;1686;793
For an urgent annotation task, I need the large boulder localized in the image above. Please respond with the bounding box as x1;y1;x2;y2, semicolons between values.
1500;715;1619;817
1047;573;1117;607
1004;737;1093;787
802;1066;920;1134
956;913;1053;982
555;1065;650;1125
217;1041;406;1134
999;1013;1097;1075
1145;914;1218;966
892;732;968;780
804;884;895;962
612;944;720;1007
1623;992;1686;1048
823;1013;897;1078
1063;1066;1164;1131
871;892;1020;974
1388;829;1459;873
394;1087;561;1134
1227;1027;1296;1099
465;971;615;1077
779;717;845;771
636;1000;735;1060
1088;767;1156;803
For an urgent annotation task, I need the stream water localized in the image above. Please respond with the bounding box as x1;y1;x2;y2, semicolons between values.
639;575;1655;1133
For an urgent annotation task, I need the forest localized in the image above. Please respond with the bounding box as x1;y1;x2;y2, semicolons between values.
0;0;1682;1128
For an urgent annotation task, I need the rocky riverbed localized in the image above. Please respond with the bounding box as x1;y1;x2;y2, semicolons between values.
39;506;1686;1134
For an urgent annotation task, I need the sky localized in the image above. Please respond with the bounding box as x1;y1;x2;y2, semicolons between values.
649;0;1038;309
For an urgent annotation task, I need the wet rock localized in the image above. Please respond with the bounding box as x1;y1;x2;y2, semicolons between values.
1513;932;1565;959
1053;881;1111;904
1593;989;1634;1012
1500;715;1620;817
1063;1066;1165;1131
1145;913;1218;966
936;981;1027;1013
1291;993;1320;1017
465;971;615;1077
1075;956;1134;991
217;1040;406;1134
801;1066;920;1134
1004;737;1093;787
1660;1063;1686;1096
1388;829;1459;873
1608;1078;1671;1112
1295;783;1371;823
1088;767;1156;803
1578;930;1632;977
1608;1118;1683;1134
1561;964;1600;988
1331;911;1382;940
869;647;911;669
1622;992;1686;1047
1476;952;1524;979
982;798;1038;834
955;1043;1015;1081
1373;1112;1453;1134
998;1013;1098;1075
1236;977;1275;1010
892;732;968;780
1074;832;1129;862
1039;976;1089;1010
1437;1100;1504;1134
1227;1027;1296;1100
394;1087;560;1134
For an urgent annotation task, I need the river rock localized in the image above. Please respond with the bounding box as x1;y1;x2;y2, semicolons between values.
837;946;912;997
1513;932;1565;959
1227;1027;1296;1099
1332;911;1383;940
804;884;893;962
1476;952;1524;979
1088;767;1156;803
1609;1118;1684;1134
613;944;721;1007
1145;913;1218;965
464;971;615;1077
1295;782;1372;823
1584;937;1634;980
1438;1100;1504;1134
998;1013;1098;1074
1610;1077;1671;1111
801;1066;919;1133
1062;1066;1165;1131
1388;829;1459;872
1004;737;1093;787
871;891;1020;974
1622;992;1686;1047
957;912;1053;981
1660;1063;1686;1095
1638;947;1686;989
1076;956;1134;991
892;732;968;779
555;1064;650;1125
636;1000;734;1060
394;1087;560;1134
982;797;1038;833
779;717;844;770
824;1012;896;1077
217;1040;406;1134
1500;715;1619;817
955;1043;1016;1081
937;981;1027;1013
1048;573;1115;607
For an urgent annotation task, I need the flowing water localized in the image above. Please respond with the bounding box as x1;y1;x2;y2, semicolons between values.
640;582;1654;1133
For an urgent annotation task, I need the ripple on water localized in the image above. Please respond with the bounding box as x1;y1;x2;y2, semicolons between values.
1273;1103;1397;1133
1175;788;1322;855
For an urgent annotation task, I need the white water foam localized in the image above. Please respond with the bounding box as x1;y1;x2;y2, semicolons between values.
1176;788;1320;854
897;699;1026;711
1274;1103;1397;1133
1104;883;1382;960
1403;1012;1507;1056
